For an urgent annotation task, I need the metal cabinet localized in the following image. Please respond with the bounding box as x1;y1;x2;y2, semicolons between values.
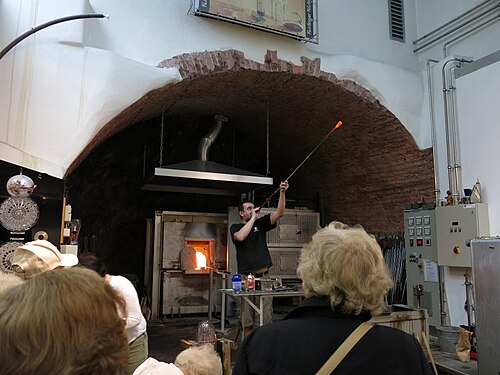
471;237;500;375
261;208;320;279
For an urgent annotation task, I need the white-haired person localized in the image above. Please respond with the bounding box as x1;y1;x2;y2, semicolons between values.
233;221;432;375
133;344;223;375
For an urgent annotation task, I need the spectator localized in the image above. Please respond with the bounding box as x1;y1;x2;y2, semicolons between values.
79;253;148;375
10;239;78;279
0;267;129;375
233;221;432;375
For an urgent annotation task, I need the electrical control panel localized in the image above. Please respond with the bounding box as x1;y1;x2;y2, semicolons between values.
404;208;441;327
436;204;490;267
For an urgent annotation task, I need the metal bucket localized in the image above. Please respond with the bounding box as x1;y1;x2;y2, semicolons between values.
436;325;460;353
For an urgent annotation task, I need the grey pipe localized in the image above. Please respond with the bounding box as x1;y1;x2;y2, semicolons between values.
414;3;500;53
439;266;451;326
427;59;440;203
443;14;500;57
413;0;493;44
441;58;472;203
449;66;461;203
442;59;457;201
198;115;228;161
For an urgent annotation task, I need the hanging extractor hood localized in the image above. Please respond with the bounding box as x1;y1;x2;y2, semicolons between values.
141;115;273;195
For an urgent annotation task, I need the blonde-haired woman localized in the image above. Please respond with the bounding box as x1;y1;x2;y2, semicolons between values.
0;267;129;375
234;221;432;375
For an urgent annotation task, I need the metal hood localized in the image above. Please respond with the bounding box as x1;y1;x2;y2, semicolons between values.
141;115;273;195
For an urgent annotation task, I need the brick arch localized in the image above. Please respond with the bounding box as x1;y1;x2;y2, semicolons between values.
67;49;434;233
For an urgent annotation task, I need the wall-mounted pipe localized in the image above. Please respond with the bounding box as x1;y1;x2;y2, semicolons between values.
414;2;500;53
449;64;461;203
427;59;440;203
413;0;493;45
442;60;455;202
0;14;108;61
443;14;500;57
441;58;472;203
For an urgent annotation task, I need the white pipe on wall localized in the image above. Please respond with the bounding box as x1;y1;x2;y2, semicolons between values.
427;59;440;204
443;14;500;57
441;58;473;203
414;1;499;53
413;0;494;45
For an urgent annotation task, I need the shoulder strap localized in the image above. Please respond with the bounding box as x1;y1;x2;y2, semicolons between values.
315;322;374;375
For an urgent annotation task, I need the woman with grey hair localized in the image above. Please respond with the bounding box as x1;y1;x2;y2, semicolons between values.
233;221;432;374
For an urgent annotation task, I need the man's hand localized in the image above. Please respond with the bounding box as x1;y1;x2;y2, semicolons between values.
279;181;289;192
252;206;261;219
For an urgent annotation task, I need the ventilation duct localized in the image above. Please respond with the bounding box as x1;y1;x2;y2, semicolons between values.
141;115;273;195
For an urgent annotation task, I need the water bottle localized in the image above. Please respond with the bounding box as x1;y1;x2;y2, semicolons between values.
232;273;242;294
246;273;255;292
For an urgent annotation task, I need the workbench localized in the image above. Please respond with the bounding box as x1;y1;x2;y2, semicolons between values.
219;288;304;338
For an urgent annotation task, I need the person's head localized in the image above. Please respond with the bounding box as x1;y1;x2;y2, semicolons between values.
238;200;255;222
174;344;223;375
0;271;24;292
297;221;393;316
10;240;79;279
0;267;129;375
78;252;108;277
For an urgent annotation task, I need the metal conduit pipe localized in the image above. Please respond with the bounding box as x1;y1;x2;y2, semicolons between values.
443;14;500;57
441;58;472;203
449;65;462;203
427;59;440;203
0;13;108;61
442;59;457;202
441;59;458;203
413;0;493;44
414;2;500;53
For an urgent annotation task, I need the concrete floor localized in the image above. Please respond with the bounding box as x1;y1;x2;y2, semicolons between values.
147;316;240;364
147;298;296;366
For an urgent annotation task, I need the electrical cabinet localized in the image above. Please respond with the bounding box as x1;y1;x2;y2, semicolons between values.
436;204;489;267
404;208;441;327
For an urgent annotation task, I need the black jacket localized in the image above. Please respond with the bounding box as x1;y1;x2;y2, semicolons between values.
233;297;432;375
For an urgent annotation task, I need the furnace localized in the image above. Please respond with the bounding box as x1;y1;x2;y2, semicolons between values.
149;212;227;318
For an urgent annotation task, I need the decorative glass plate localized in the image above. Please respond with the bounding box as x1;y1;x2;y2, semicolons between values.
0;241;22;273
0;197;40;232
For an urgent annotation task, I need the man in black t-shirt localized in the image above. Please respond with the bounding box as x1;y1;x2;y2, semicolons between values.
230;181;289;336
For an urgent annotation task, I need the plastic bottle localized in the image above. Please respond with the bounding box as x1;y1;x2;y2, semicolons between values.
246;273;255;292
232;273;242;294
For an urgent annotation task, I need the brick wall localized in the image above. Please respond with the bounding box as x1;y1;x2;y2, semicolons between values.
67;49;434;277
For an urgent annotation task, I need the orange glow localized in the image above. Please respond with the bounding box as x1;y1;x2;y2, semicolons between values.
195;251;207;269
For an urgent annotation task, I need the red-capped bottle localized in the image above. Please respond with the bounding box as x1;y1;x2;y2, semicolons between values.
246;273;255;292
